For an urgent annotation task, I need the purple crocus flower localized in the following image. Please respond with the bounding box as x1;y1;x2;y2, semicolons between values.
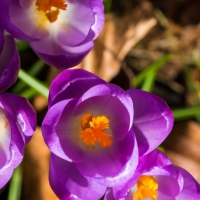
0;0;104;69
0;26;20;91
42;69;173;199
0;93;36;188
105;150;200;200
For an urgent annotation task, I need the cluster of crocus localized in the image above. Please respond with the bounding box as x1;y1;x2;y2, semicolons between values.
0;0;199;198
0;27;36;188
41;69;200;200
0;0;104;69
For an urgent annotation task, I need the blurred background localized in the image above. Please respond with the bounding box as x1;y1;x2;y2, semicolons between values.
2;0;200;199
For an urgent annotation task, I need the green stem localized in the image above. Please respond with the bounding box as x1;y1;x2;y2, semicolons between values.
8;166;22;200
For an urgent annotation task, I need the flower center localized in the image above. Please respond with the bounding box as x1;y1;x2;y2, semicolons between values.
133;176;158;200
35;0;67;23
79;113;113;148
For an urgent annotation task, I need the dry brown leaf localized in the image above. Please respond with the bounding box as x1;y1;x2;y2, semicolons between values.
76;11;157;82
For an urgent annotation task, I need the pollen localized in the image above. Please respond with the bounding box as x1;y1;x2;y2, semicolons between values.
80;113;113;148
133;176;158;200
36;0;67;12
35;0;67;23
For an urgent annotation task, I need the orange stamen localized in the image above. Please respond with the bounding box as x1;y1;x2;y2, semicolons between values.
36;0;67;12
133;176;158;200
80;114;113;148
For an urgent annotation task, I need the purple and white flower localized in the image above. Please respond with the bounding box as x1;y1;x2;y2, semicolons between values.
0;0;104;68
0;93;36;188
105;150;200;200
42;69;173;199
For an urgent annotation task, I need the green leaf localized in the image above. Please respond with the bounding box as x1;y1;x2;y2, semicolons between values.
8;166;22;200
18;69;49;98
20;89;37;99
141;70;157;92
11;60;45;94
133;53;172;88
173;107;200;121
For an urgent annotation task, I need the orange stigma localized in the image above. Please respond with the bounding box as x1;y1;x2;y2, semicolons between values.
36;0;67;12
36;0;67;23
133;176;158;200
80;113;113;148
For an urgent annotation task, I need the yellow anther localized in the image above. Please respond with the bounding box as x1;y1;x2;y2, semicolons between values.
36;0;67;12
35;0;67;23
80;113;112;148
133;176;158;200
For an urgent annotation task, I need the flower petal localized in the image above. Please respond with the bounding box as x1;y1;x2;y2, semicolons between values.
76;130;138;185
88;0;104;40
57;0;94;46
0;26;4;53
0;0;38;40
9;0;49;40
42;98;84;162
175;166;200;199
49;153;106;200
49;69;105;107
1;93;36;144
30;40;93;69
127;89;173;155
0;35;20;91
0;111;11;168
0;166;13;188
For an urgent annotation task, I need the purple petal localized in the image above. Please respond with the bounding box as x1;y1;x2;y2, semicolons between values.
74;84;133;140
127;89;173;155
0;110;11;168
0;26;4;53
0;0;38;40
104;188;115;200
88;0;104;40
9;0;49;40
57;0;94;46
49;69;105;107
76;130;138;185
71;0;105;45
0;35;20;91
0;167;13;188
30;41;93;69
42;99;84;162
7;115;24;168
49;154;106;200
137;149;172;173
0;107;24;187
175;166;200;199
1;93;36;144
